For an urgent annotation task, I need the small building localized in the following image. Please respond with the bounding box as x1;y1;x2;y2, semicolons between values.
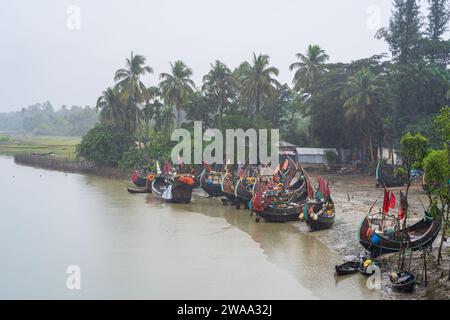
296;148;338;166
277;141;298;153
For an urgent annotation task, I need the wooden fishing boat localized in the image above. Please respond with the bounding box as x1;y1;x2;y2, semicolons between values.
151;174;195;203
199;169;224;197
375;160;407;188
221;171;238;203
130;169;155;192
302;175;335;231
305;198;336;231
234;175;256;208
358;213;441;257
335;261;360;276
131;169;148;187
255;202;303;222
389;271;416;293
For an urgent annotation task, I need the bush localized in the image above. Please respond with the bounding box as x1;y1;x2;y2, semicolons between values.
118;149;146;170
0;134;11;143
76;125;134;166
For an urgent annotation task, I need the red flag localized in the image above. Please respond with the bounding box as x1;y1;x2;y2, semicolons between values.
382;188;390;214
389;192;396;209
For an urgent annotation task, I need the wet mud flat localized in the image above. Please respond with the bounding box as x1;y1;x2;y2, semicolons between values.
306;174;450;300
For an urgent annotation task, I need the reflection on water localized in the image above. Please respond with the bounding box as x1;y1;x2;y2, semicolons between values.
0;156;380;299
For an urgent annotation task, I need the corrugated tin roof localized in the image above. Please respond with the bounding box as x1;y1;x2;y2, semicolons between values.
296;148;338;155
277;141;297;147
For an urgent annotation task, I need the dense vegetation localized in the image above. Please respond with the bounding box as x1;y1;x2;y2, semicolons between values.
40;0;449;168
0;102;98;136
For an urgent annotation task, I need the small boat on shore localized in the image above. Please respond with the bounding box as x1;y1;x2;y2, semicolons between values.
304;176;335;231
335;261;360;276
305;198;336;231
358;258;378;276
389;271;416;293
375;160;407;188
152;174;196;203
358;213;441;257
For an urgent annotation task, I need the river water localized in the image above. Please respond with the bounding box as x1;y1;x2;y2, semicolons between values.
0;156;381;299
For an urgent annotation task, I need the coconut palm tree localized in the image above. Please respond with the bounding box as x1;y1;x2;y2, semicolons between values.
159;61;195;127
114;51;153;133
96;87;126;129
343;67;383;162
114;51;153;102
289;44;329;94
202;60;235;129
239;53;280;114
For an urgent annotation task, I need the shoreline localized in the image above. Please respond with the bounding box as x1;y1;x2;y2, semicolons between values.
9;155;450;300
12;154;129;180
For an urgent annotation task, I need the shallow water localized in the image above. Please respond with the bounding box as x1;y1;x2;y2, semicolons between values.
0;156;381;299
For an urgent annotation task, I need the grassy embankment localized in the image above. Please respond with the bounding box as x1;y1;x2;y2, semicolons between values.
0;134;79;159
0;133;128;179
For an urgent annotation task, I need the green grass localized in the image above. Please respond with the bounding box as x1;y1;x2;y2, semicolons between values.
0;134;80;159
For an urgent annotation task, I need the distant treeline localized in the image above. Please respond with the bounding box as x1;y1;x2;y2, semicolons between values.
0;101;98;136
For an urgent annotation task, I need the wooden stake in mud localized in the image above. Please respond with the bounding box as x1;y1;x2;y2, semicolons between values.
423;248;428;287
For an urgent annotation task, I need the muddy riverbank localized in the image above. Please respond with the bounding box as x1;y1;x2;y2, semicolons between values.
304;173;450;300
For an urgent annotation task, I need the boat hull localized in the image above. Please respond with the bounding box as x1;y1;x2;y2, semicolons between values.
358;215;441;257
152;177;194;203
256;205;302;223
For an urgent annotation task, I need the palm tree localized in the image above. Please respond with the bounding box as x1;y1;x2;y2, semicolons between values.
289;44;329;94
114;51;153;132
343;67;383;162
159;61;195;127
202;60;235;129
239;53;280;113
140;86;163;151
96;87;126;129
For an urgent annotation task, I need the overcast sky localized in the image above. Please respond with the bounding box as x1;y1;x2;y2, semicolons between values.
0;0;396;112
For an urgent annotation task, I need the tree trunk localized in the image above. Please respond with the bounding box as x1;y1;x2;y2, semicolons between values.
176;105;181;128
423;248;428;287
368;128;374;163
437;210;447;265
218;98;222;130
399;178;412;270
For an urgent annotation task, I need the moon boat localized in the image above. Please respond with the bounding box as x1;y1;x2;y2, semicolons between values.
131;169;149;188
128;169;156;193
303;176;335;231
233;167;258;209
199;167;225;198
152;173;196;203
358;190;441;257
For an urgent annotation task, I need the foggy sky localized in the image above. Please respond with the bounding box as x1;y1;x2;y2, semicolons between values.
0;0;394;112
